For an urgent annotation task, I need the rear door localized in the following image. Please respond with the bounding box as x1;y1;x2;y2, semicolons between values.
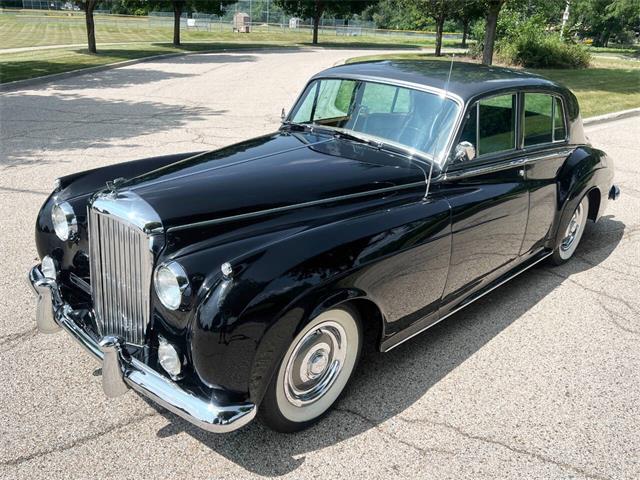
439;92;529;308
519;92;574;254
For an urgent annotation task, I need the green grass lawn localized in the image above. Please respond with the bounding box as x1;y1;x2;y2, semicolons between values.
345;53;640;118
0;10;466;83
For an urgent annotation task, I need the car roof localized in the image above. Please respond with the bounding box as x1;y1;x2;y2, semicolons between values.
313;60;565;102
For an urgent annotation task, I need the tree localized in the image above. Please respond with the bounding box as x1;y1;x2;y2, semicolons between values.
482;0;506;64
452;0;485;48
146;0;236;46
571;0;640;46
77;0;98;53
274;0;379;44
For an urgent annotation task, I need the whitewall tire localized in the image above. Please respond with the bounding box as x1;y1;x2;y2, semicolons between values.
551;195;589;265
260;306;362;432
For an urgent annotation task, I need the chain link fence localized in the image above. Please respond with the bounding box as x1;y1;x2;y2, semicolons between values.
4;2;462;42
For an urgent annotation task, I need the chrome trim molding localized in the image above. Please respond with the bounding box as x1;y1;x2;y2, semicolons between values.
383;251;553;352
168;180;427;232
28;265;257;433
444;149;575;180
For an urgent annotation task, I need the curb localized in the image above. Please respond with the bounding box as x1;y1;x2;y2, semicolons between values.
583;107;640;126
0;46;302;93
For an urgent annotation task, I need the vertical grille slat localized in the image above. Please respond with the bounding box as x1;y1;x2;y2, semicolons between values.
88;207;153;345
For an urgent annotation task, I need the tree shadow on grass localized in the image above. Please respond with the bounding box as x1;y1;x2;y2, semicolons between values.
150;216;626;476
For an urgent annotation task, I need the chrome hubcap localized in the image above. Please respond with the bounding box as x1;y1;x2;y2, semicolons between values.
284;321;347;407
561;202;584;251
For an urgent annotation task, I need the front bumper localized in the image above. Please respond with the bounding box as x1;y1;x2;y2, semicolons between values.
28;265;256;433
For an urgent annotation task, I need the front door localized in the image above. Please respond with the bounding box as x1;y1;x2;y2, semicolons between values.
439;92;529;311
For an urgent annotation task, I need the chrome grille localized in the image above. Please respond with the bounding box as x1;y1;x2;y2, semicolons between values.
88;206;153;345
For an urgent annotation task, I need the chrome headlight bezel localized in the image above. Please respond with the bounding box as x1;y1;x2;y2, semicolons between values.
153;261;191;311
51;201;78;242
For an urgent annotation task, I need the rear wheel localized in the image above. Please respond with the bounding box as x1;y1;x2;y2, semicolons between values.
260;306;362;432
551;195;589;265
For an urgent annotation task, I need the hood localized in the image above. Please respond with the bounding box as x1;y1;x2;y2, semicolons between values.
122;131;427;231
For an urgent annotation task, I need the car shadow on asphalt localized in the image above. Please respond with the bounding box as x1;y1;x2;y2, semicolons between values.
150;215;625;476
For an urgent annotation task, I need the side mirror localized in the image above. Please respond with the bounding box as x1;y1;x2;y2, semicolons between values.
454;141;476;163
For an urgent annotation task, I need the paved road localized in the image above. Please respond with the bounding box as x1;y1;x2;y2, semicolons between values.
1;49;639;480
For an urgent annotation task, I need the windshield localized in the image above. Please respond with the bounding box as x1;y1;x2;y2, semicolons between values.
288;78;460;162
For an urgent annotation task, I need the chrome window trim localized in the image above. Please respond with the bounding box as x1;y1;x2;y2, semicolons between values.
444;90;520;170
521;92;569;148
444;89;571;174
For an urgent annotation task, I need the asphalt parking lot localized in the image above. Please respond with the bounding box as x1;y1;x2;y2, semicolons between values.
0;48;638;480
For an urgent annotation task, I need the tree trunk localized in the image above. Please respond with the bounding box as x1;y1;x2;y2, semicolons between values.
312;0;324;45
84;0;97;54
173;3;182;46
461;18;469;48
312;14;320;44
482;0;503;65
435;12;445;57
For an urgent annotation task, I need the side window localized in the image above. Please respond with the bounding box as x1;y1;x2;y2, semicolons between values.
459;105;477;146
524;93;553;146
554;97;567;141
478;94;516;155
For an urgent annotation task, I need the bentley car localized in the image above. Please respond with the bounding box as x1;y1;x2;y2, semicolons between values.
29;60;620;433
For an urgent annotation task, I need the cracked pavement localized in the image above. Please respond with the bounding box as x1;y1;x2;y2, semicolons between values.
0;49;639;479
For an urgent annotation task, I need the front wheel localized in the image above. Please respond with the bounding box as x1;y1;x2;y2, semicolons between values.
260;306;362;432
551;195;590;265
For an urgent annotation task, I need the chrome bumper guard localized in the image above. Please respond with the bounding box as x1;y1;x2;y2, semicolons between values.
28;265;256;433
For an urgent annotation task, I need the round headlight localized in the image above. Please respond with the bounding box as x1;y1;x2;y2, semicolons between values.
154;262;190;310
51;202;77;241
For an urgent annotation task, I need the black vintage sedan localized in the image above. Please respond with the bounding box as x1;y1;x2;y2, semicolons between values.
29;60;619;433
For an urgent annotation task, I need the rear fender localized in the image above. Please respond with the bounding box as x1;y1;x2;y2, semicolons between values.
549;146;611;248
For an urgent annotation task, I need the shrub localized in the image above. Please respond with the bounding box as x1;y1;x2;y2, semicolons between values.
470;12;591;69
498;31;591;68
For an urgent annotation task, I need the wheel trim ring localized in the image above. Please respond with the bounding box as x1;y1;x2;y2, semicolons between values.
283;321;347;407
561;201;584;252
275;308;360;423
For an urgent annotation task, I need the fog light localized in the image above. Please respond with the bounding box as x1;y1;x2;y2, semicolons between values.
41;255;57;280
158;337;182;379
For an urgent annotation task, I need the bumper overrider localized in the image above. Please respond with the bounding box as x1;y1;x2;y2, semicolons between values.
28;264;256;433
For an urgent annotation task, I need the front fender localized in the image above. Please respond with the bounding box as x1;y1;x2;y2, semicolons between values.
188;196;451;404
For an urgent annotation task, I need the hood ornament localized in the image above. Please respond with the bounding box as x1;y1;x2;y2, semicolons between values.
105;177;127;196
